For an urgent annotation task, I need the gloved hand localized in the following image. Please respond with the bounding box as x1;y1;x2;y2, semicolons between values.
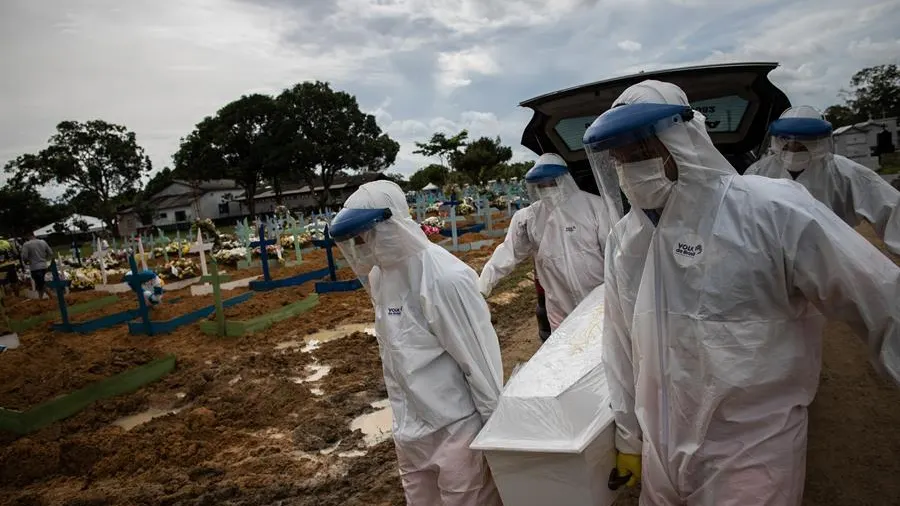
609;452;641;489
477;274;492;298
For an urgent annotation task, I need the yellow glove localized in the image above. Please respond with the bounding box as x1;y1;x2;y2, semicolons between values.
610;452;641;489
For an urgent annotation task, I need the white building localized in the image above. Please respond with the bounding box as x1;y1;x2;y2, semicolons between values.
116;179;243;236
833;117;898;170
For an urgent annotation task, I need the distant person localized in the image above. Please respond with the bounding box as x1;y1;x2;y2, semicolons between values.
330;180;503;506
745;106;900;255
20;234;54;299
478;153;611;338
584;80;900;504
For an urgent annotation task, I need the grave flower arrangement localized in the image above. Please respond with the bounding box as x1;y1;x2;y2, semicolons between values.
213;247;246;265
163;258;200;280
421;224;441;236
422;216;445;228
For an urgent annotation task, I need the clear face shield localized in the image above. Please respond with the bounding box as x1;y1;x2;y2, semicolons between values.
330;207;393;289
766;117;834;174
583;103;694;216
524;159;569;208
526;178;564;206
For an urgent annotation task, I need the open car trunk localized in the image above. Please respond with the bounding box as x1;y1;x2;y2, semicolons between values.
519;62;791;194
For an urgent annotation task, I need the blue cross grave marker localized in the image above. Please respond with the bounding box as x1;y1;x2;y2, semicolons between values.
250;222;278;283
124;253;159;335
47;261;72;327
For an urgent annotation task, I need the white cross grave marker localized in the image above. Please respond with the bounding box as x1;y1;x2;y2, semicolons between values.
189;228;214;277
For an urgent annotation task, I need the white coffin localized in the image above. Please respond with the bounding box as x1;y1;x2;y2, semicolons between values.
471;285;618;506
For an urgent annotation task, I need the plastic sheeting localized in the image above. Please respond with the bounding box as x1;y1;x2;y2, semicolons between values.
470;284;617;506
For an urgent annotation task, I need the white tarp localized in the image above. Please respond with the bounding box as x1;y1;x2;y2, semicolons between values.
34;214;106;237
421;182;440;191
471;284;618;506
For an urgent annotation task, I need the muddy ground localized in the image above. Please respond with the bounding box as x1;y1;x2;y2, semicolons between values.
1;225;899;505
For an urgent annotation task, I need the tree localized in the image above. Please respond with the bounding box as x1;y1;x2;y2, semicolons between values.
143;167;175;198
824;64;900;127
3;120;151;232
450;136;513;186
174;94;280;217
490;160;535;181
275;81;399;209
408;164;450;191
413;130;468;168
823;105;861;128
846;64;900;121
0;181;66;238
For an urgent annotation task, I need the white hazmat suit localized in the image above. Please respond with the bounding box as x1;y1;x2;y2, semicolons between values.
331;180;504;506
583;80;900;505
745;106;900;255
478;153;611;330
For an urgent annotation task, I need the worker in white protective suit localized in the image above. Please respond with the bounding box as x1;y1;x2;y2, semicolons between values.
745;105;900;255
583;80;900;505
478;153;610;331
330;180;503;506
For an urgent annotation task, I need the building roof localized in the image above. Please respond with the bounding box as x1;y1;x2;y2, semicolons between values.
834;118;895;136
173;179;240;191
236;172;389;202
34;214;106;237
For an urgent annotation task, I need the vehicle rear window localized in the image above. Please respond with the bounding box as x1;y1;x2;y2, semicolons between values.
554;94;751;151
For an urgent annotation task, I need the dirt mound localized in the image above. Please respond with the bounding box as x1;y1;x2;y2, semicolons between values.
0;342;159;411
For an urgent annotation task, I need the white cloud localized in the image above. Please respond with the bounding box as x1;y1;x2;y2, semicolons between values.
617;40;642;52
436;48;500;93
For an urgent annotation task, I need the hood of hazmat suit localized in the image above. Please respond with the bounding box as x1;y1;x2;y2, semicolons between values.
583;80;900;505
478;153;611;330
331;180;503;505
745;106;900;255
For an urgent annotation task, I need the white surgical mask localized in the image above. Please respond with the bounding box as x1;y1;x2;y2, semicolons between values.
616;157;675;210
779;150;812;171
537;185;564;206
342;234;377;274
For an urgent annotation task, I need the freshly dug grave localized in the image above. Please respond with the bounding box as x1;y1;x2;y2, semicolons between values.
52;297;135;324
5;290;112;320
455;232;495;245
0;338;161;411
215;283;314;320
140;288;249;322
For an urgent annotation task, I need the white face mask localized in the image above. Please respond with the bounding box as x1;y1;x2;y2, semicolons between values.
537;185;564;206
779;150;812;171
615;157;675;210
342;233;377;274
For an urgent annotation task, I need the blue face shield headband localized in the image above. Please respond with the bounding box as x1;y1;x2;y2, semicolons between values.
330;208;393;242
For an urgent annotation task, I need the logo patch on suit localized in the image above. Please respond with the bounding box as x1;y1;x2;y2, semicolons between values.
673;233;704;267
565;225;576;232
387;306;403;316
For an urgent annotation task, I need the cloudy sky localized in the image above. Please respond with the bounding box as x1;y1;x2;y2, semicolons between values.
2;0;898;190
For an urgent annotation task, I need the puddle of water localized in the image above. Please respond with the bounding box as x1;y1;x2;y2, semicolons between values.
320;441;341;455
301;340;321;353
175;392;186;399
303;364;331;382
350;399;393;447
338;450;367;458
310;387;325;396
228;375;242;385
112;407;181;431
276;324;376;352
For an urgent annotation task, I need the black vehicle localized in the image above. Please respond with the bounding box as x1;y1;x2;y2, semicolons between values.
518;62;791;340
